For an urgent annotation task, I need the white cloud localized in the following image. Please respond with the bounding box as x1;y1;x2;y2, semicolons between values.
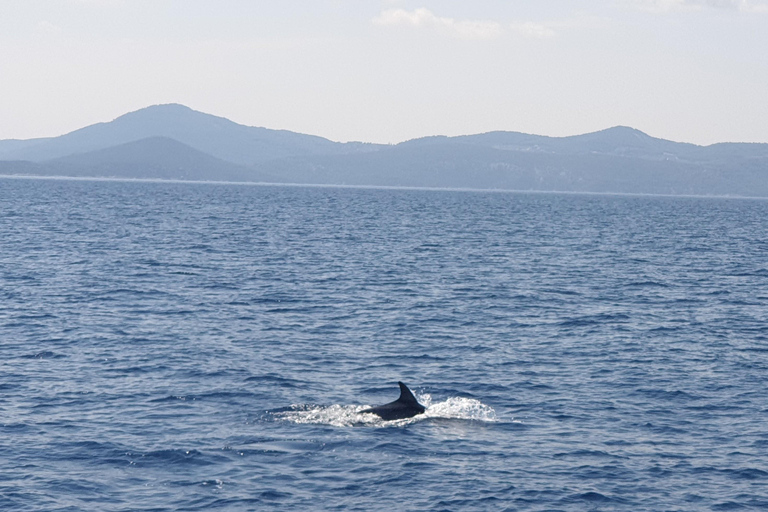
509;21;557;39
625;0;768;12
715;0;768;10
740;0;768;11
373;8;501;40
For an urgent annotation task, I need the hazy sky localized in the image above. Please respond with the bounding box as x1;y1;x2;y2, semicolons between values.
1;0;767;145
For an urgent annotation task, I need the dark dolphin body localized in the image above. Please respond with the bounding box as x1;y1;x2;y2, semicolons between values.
361;382;426;420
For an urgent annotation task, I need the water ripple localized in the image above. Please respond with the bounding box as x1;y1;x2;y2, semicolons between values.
2;178;768;511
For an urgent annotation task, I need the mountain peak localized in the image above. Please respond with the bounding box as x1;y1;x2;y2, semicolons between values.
0;103;344;164
111;103;217;125
134;103;193;112
606;125;645;133
579;125;651;140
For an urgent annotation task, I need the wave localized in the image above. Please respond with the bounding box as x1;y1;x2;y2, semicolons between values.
273;393;498;427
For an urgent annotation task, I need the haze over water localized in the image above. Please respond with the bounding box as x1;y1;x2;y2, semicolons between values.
2;177;767;511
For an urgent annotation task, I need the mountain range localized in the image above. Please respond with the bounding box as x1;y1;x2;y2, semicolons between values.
2;103;767;197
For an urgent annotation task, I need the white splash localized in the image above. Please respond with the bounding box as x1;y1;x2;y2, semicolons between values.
419;394;498;422
274;393;498;428
275;404;380;428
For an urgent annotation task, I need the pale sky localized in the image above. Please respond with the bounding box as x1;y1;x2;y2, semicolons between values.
1;0;767;145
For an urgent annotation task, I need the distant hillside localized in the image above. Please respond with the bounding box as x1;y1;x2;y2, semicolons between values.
0;104;379;165
404;127;768;163
1;104;767;197
0;138;53;159
42;136;273;182
250;141;768;197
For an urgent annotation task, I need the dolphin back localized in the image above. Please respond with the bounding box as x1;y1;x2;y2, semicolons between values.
361;381;426;420
396;381;422;407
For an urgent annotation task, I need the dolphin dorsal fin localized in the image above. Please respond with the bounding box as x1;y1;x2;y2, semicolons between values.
397;382;419;405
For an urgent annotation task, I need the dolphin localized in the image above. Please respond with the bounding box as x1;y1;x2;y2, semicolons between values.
361;381;426;420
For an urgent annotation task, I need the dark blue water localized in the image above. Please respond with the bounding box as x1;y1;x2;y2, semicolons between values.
2;177;768;511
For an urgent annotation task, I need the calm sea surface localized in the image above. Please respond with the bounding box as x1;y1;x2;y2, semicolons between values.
1;177;768;511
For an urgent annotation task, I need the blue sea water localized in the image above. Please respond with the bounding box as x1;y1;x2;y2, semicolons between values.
1;177;768;511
